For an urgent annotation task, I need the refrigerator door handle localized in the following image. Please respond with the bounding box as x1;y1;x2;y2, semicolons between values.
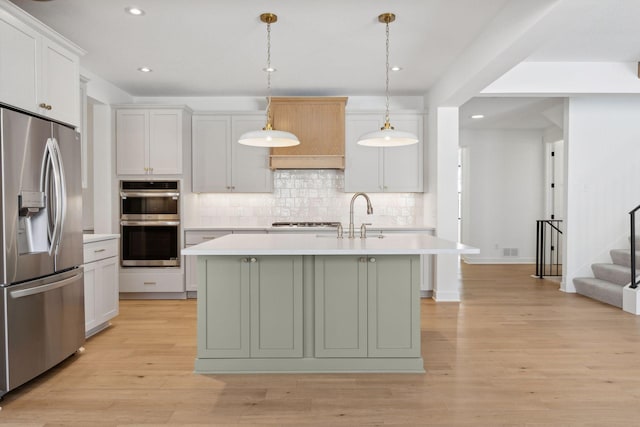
47;138;64;255
40;139;59;255
51;138;67;254
9;271;83;299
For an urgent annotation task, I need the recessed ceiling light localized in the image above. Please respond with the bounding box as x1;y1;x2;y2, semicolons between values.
390;66;403;72
137;67;152;73
470;114;484;119
125;7;145;16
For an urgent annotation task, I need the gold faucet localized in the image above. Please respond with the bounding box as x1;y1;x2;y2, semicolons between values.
348;192;373;238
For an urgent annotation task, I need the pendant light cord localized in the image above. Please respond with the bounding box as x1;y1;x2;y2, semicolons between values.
265;21;273;128
384;20;390;126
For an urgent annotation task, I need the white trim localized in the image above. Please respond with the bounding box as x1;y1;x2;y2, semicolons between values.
0;0;86;56
623;284;640;315
433;290;460;302
462;256;535;264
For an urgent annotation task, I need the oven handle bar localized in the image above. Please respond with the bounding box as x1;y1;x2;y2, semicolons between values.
120;191;180;199
121;220;180;226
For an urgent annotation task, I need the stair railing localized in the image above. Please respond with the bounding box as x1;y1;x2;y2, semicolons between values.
629;204;640;288
535;219;563;278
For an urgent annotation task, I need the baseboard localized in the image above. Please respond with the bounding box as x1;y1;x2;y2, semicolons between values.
420;290;433;299
433;289;460;302
462;256;535;265
85;322;111;339
119;292;187;300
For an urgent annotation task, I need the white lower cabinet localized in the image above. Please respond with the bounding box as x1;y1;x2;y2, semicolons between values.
83;238;119;337
119;269;184;294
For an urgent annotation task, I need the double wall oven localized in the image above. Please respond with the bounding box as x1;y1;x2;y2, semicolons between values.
120;181;180;267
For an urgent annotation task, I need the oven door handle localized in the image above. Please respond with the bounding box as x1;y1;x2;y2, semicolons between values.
121;220;180;226
120;191;180;199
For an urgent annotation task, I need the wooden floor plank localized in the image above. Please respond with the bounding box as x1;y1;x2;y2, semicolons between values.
2;263;640;425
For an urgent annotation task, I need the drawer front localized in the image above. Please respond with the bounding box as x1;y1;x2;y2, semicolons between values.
83;239;118;263
119;271;184;293
184;230;230;245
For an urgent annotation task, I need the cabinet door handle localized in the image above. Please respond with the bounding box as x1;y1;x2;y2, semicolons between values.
94;248;106;253
359;257;367;263
369;257;376;263
39;103;52;110
250;257;257;263
201;236;216;241
143;281;156;285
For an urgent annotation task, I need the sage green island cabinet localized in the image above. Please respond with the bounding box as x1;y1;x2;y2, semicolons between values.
366;255;420;357
197;255;303;359
314;255;420;359
183;232;479;373
314;255;367;358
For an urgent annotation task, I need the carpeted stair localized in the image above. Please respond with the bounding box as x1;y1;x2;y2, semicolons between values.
573;241;640;308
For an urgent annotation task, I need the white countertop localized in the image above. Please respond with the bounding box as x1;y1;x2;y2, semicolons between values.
83;234;120;244
184;225;436;232
182;232;478;256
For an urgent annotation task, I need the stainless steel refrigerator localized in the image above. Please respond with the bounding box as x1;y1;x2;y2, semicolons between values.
0;107;84;397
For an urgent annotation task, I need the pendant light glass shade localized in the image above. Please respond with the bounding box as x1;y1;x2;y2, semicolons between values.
357;127;419;147
357;13;419;148
238;13;300;148
238;128;300;147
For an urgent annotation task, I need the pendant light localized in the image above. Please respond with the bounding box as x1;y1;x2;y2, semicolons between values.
238;13;299;147
357;13;419;147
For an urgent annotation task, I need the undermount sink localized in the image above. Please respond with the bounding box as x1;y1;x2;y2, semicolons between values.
315;234;385;239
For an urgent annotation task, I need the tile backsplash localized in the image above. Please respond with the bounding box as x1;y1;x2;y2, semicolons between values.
185;170;424;227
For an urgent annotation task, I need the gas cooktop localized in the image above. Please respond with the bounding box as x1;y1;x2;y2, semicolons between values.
271;221;341;228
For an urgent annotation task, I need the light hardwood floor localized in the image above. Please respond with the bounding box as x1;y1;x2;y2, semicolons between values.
2;263;640;426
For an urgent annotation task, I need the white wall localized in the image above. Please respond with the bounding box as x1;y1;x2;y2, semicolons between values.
79;68;132;234
563;95;640;291
460;129;545;263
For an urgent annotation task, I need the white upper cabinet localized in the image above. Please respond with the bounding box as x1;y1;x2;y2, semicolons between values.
0;13;38;113
192;114;272;193
0;6;81;127
345;113;424;193
39;38;80;126
116;107;191;176
192;115;231;192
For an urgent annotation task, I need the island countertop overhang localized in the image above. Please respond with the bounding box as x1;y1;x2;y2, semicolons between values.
182;232;479;256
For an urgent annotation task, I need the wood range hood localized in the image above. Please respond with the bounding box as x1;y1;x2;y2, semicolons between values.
269;97;347;170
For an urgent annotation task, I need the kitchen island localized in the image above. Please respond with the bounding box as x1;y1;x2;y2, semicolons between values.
182;233;478;373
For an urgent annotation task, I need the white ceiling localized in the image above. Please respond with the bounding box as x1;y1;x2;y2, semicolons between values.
460;97;564;130
8;0;640;99
9;0;512;97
